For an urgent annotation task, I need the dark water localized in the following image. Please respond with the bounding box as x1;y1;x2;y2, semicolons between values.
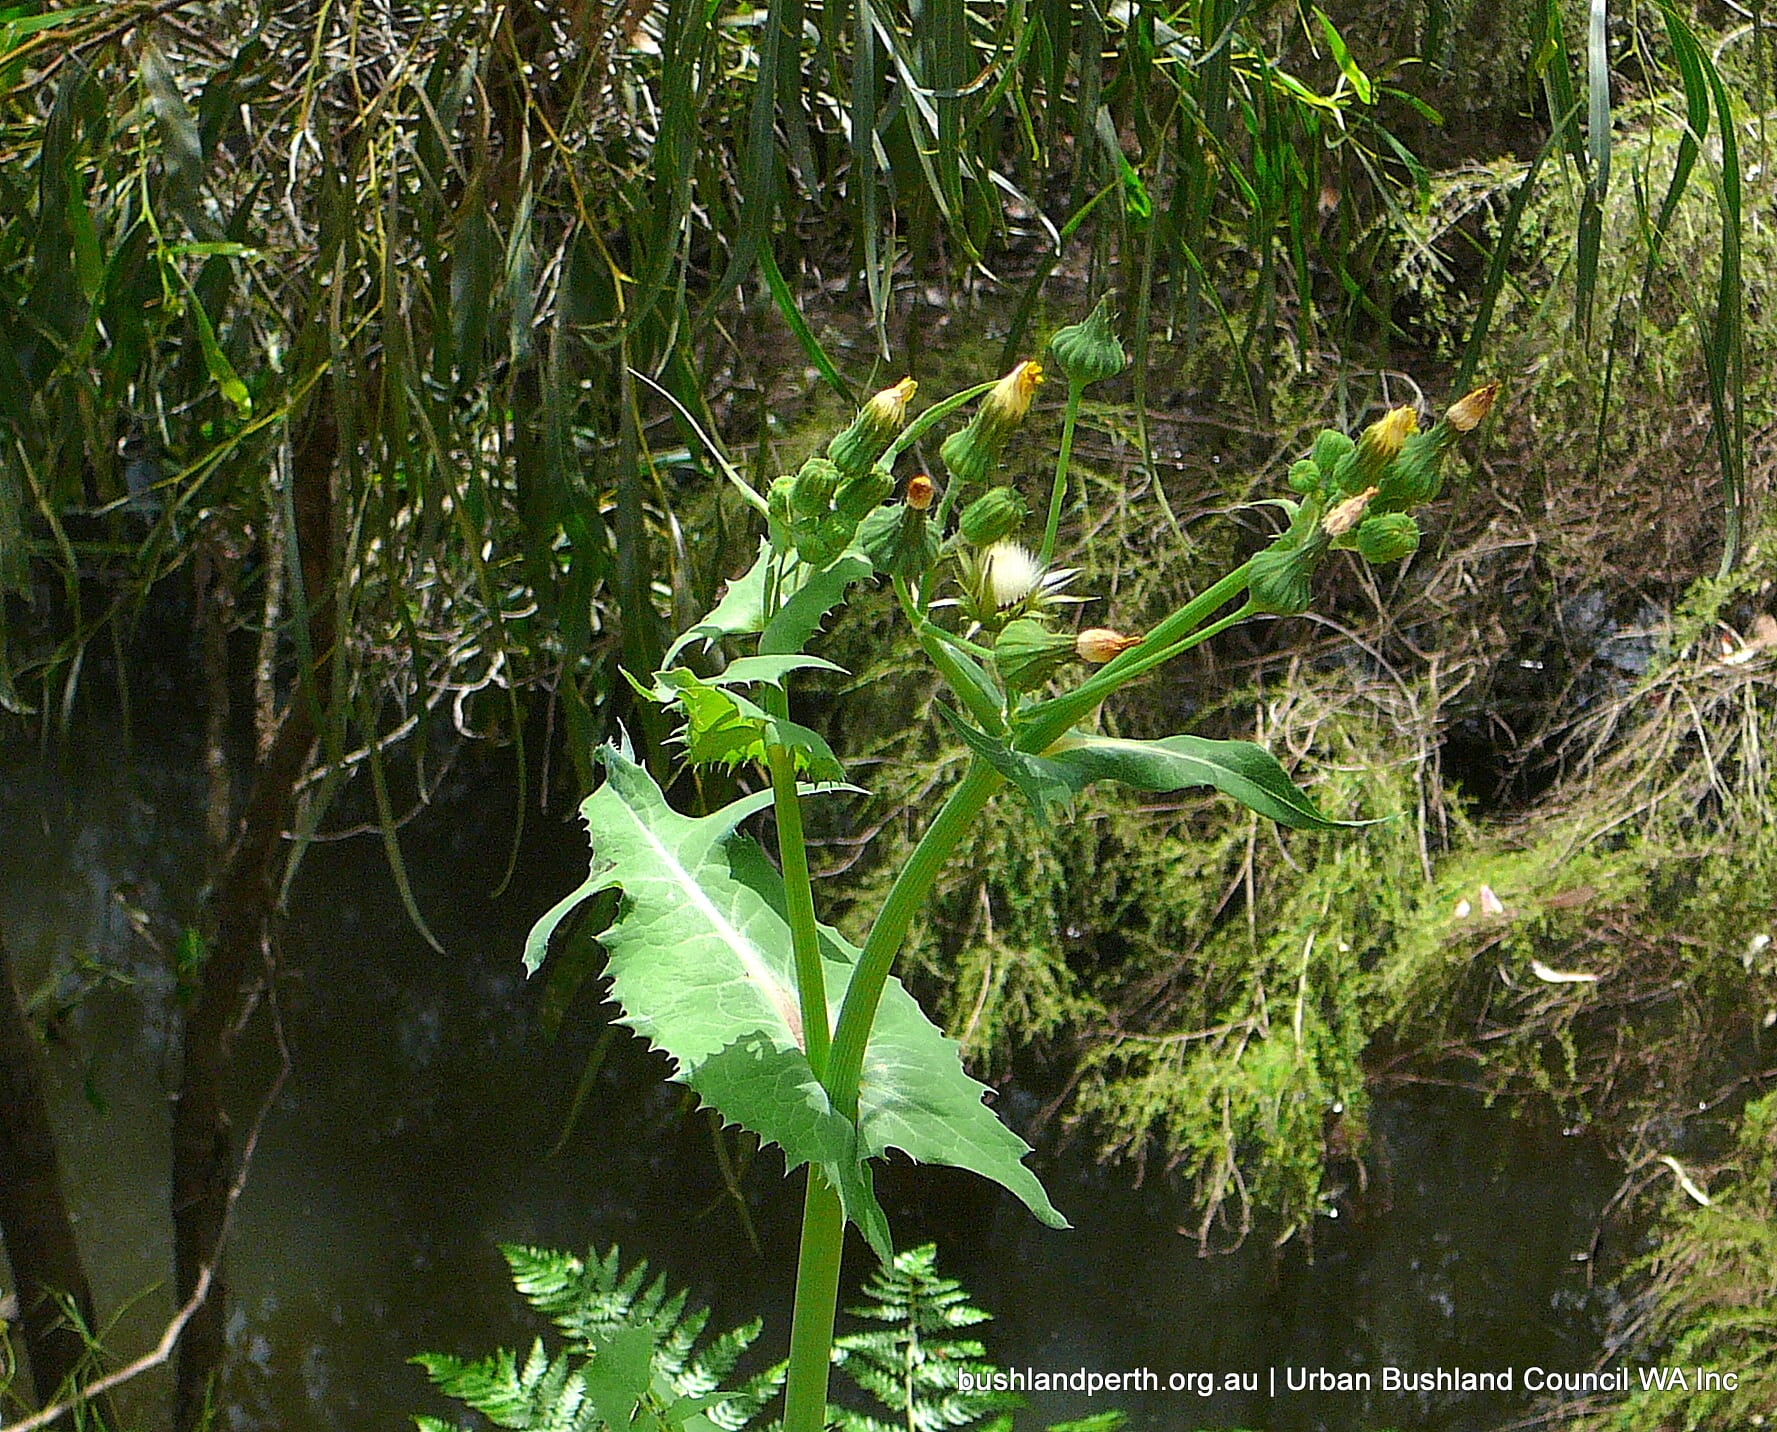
1;726;1621;1432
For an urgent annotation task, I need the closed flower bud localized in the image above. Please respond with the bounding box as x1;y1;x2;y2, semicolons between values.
1444;381;1499;433
993;617;1075;692
1374;428;1446;511
858;502;940;580
796;511;851;566
1075;627;1141;663
940;424;993;489
833;466;896;523
1248;536;1323;616
1289;458;1320;495
827;377;917;476
1354;511;1420;564
960;485;1029;546
1312;429;1355;480
768;474;796;552
789;456;842;516
906;473;937;511
1370;385;1495;514
1049;296;1127;385
941;361;1043;489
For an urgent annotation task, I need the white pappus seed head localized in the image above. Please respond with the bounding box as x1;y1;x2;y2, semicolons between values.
983;541;1044;608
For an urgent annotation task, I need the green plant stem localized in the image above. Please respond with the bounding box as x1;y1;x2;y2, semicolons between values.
780;750;1004;1432
894;577;1005;732
1017;560;1253;751
1039;376;1085;567
763;726;831;1076
824;759;1003;1120
1080;599;1255;693
781;1169;846;1432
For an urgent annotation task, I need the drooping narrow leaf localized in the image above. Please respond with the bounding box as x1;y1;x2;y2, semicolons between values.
1041;731;1362;831
758;246;853;401
1587;0;1612;201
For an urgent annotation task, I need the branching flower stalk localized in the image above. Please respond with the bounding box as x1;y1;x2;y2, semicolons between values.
526;330;1498;1432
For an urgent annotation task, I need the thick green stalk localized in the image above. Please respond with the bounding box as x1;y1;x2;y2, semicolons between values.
1039;376;1085;567
781;1170;846;1432
824;760;1003;1119
781;763;1002;1432
764;730;831;1075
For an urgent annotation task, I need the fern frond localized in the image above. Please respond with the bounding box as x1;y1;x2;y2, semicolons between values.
421;1247;784;1432
413;1340;596;1430
830;1244;1021;1431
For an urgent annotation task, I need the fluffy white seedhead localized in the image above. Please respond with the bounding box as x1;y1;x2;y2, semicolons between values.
982;541;1044;608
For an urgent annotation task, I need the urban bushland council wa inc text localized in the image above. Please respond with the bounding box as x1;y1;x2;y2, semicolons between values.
956;1365;1743;1398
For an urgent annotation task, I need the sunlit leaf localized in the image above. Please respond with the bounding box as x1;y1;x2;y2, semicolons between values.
525;748;1066;1254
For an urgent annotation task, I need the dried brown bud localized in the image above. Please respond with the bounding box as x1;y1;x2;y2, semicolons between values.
906;473;937;511
1074;628;1142;664
1323;485;1379;538
1445;382;1499;433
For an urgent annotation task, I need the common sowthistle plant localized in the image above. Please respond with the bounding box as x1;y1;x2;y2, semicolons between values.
526;305;1497;1432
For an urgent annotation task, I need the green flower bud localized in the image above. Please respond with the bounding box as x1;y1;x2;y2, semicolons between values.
1372;385;1498;513
789;456;842;516
1312;429;1354;480
796;511;851;567
1288;458;1320;495
1049;296;1127;386
1248;534;1324;616
833;466;896;523
940;361;1043;490
1352;407;1418;489
940;425;993;489
827;377;916;477
1374;429;1447;512
858;502;940;580
1354;511;1420;564
993;617;1075;692
960;485;1029;547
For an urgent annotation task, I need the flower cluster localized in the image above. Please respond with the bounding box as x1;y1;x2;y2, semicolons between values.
765;314;1495;704
1254;383;1500;615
